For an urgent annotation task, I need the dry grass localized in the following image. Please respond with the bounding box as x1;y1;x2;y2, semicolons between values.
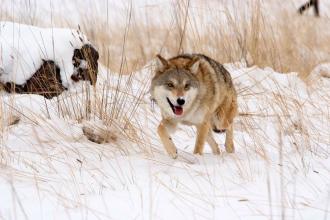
0;0;329;166
0;0;329;169
2;0;329;76
73;0;329;77
0;1;330;219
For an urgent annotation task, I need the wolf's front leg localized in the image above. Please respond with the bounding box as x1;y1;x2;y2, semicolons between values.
207;131;220;155
225;124;235;153
193;121;211;155
157;120;178;159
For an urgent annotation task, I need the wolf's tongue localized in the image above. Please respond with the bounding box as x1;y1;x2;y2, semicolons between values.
174;106;183;115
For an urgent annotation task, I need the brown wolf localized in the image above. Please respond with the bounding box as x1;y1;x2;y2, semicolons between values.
150;54;238;158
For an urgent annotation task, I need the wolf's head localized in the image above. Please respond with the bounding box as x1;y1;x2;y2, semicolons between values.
151;54;200;117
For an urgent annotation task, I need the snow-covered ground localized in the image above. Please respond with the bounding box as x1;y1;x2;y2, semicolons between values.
0;1;330;220
0;59;329;219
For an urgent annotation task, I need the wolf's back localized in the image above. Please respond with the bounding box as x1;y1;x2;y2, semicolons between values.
169;53;235;91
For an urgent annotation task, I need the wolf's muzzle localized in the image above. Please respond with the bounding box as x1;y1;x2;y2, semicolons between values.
177;98;185;106
167;97;183;116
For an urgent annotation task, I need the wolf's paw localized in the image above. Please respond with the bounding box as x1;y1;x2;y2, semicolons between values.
169;149;178;159
225;144;235;153
193;149;203;155
212;147;221;155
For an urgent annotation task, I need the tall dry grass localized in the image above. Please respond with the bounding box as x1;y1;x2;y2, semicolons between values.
0;0;329;158
2;0;328;76
74;0;329;77
0;0;329;160
0;1;329;219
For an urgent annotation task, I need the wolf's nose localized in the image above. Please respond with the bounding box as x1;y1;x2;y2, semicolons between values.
177;98;185;106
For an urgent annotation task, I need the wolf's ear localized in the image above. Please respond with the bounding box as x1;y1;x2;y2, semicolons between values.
155;54;169;71
186;57;200;74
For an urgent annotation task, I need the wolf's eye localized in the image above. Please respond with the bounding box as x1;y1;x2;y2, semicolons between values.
184;83;190;90
167;82;174;88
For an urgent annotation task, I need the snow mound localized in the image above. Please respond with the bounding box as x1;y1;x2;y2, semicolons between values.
0;21;90;87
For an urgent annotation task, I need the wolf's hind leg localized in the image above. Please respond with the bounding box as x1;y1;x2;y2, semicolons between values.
225;124;235;153
218;97;237;153
157;120;178;159
193;121;211;155
207;131;220;155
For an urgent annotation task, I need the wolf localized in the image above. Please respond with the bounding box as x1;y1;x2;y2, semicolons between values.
150;54;238;158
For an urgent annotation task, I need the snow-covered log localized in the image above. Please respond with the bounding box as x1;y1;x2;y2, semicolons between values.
0;22;99;98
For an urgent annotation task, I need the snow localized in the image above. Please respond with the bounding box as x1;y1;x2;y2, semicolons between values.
0;21;90;87
0;60;329;219
0;0;330;219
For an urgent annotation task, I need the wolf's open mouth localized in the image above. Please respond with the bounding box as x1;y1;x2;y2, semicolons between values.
167;98;183;116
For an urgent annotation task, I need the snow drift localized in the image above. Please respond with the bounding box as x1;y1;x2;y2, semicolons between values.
0;58;329;219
